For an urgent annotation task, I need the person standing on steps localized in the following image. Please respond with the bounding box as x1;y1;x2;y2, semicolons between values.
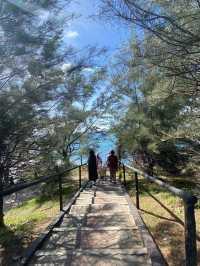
96;153;103;180
88;150;98;186
107;150;118;184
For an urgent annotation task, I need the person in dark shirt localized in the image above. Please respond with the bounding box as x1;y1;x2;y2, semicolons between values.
88;150;98;185
107;150;118;183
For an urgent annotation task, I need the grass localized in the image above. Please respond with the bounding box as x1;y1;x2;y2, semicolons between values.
126;175;200;266
0;178;80;266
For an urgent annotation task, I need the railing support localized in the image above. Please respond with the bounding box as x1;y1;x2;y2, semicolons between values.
123;164;126;187
184;196;197;266
58;174;63;211
123;163;198;265
0;177;4;227
119;162;122;182
135;172;140;209
56;166;63;212
79;165;81;189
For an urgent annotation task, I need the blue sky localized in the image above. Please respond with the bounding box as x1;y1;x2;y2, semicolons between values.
65;0;131;61
64;1;128;160
10;0;131;62
62;1;132;128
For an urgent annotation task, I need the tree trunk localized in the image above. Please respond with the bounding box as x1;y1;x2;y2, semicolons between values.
147;162;154;176
144;152;154;176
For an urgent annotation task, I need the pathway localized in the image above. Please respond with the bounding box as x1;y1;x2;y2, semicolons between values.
29;180;160;265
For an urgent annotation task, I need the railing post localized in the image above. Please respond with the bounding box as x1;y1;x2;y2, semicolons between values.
56;166;63;211
79;165;81;189
135;172;140;209
184;196;197;266
123;164;126;187
119;162;122;182
0;176;4;227
59;174;63;211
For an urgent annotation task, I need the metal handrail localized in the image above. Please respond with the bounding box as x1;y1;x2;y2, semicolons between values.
0;162;88;265
0;163;87;197
124;164;197;204
122;163;198;266
1;163;87;213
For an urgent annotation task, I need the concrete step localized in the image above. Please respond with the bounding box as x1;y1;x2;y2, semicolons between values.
50;227;143;249
69;205;90;215
64;212;131;218
96;188;124;191
37;227;142;252
31;248;152;266
96;185;123;189
60;215;85;228
71;249;152;266
79;191;94;195
96;191;125;197
70;203;131;216
30;249;73;266
79;228;143;250
78;193;94;197
90;203;130;214
34;248;148;257
82;188;96;193
96;180;121;185
96;186;123;189
53;226;138;232
94;197;128;205
60;213;136;228
75;197;128;205
75;199;93;205
77;196;93;200
37;230;78;250
94;195;126;199
85;214;136;228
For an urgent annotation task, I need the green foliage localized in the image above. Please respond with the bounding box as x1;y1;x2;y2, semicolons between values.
100;1;200;175
156;141;189;174
108;40;200;173
0;1;107;193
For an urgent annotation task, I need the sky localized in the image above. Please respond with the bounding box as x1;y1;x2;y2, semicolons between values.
64;1;131;158
64;0;131;61
9;0;131;63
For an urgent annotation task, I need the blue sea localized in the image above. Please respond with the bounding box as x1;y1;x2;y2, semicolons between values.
94;133;116;162
72;132;116;165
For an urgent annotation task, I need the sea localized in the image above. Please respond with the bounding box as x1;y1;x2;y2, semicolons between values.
71;132;116;165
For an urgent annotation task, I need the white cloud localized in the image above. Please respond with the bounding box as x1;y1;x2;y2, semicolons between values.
66;30;79;39
61;63;72;71
82;67;95;73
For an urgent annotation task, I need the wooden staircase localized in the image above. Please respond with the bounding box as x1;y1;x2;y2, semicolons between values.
29;179;163;265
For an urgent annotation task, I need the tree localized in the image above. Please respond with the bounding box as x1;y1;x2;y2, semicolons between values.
107;38;200;175
100;0;200;91
0;1;107;226
99;0;200;175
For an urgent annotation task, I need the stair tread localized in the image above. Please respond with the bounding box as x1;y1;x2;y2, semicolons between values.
29;180;153;266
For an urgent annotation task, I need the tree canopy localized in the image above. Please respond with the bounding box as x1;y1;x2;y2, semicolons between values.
0;0;107;226
99;0;200;174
